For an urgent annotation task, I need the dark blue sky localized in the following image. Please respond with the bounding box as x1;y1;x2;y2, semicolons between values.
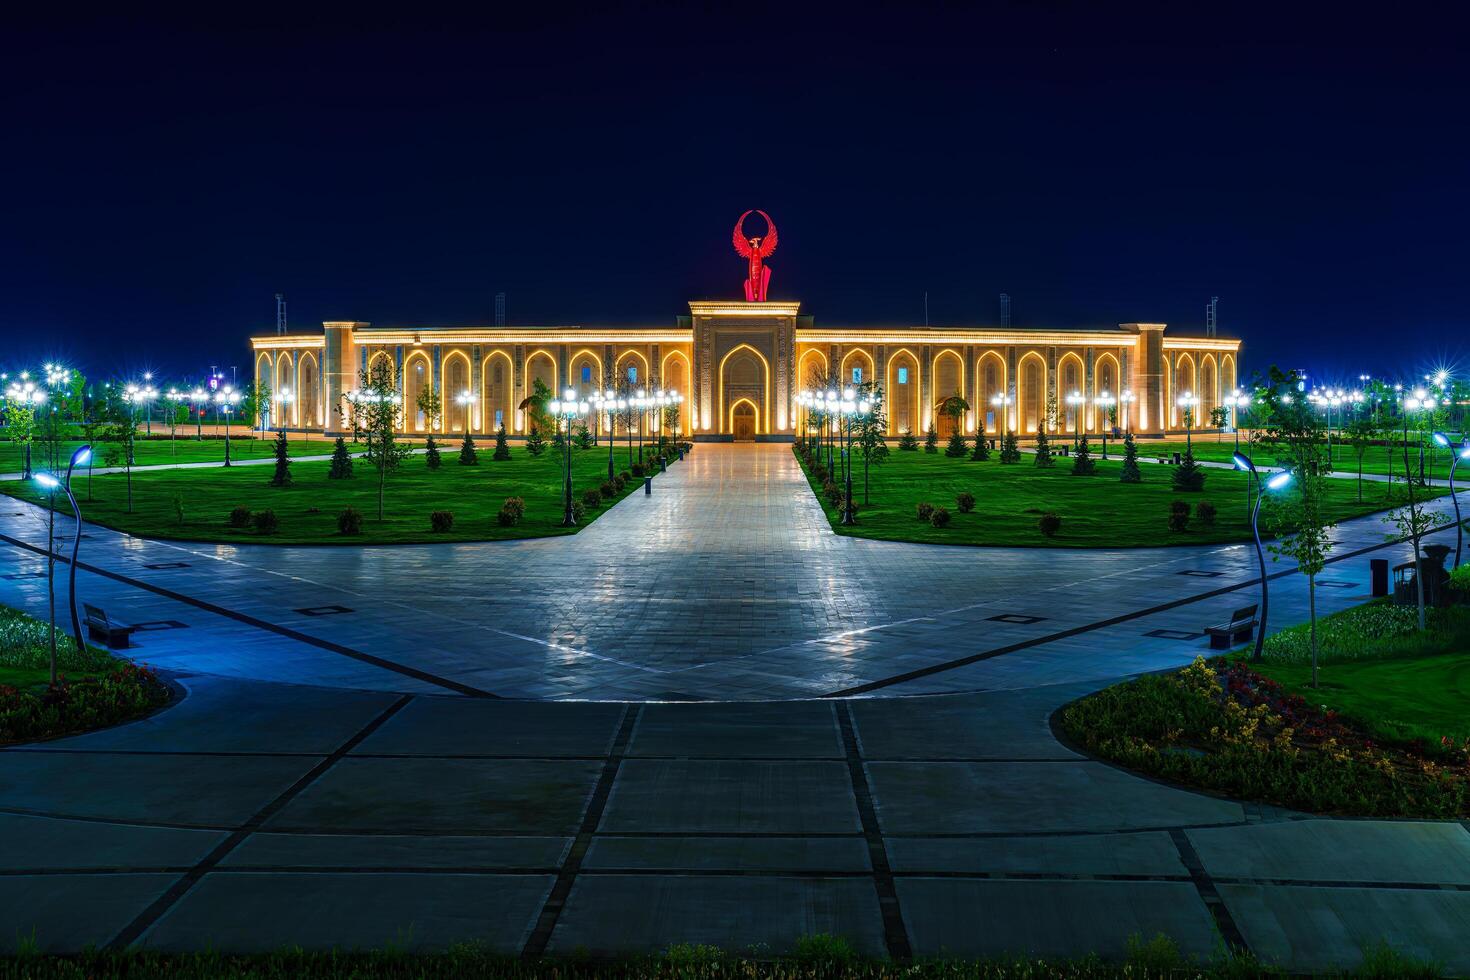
3;5;1466;385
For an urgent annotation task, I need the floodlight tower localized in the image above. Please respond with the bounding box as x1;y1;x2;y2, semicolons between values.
495;292;506;327
1206;296;1218;338
999;293;1011;329
275;293;287;335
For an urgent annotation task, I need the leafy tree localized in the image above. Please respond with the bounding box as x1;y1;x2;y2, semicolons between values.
520;378;555;437
662;403;681;442
269;428;292;486
937;394;969;441
525;424;546;456
458;432;478;465
1172;448;1206;491
425;435;442;470
999;429;1021;463
415;385;443;434
970;431;990;461
923;424;938;453
492;424;511;461
1258;367;1337;681
1033;423;1054;467
944;429;967;458
100;390;138;513
164;401;190;462
243;380;271;440
6;403;37;479
1209;405;1229;438
351;363;413;521
1119;431;1142;483
328;437;354;479
1344;417;1377;502
853;382;888;503
1071;434;1096;475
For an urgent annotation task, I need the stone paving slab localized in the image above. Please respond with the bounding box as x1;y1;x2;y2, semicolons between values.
0;751;317;827
866;761;1244;834
1188;820;1470;885
885;832;1187;877
263;758;604;834
1218;883;1470;975
546;874;886;956
0;874;178;953
850;689;1083;760
598;760;860;834
896;878;1219;959
350;699;624;757
140;872;556;952
582;836;872;872
0;813;225;871
628;702;843;758
221;833;572;870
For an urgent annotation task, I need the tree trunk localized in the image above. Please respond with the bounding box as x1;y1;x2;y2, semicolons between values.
48;504;57;685
1413;537;1426;631
378;465;386;521
1309;574;1318;688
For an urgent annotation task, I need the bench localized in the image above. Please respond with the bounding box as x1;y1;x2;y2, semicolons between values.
1205;604;1259;650
84;603;137;649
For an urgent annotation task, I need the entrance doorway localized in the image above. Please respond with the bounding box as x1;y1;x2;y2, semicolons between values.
732;402;756;441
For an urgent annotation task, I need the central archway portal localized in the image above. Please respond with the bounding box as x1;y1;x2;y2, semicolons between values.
732;402;756;441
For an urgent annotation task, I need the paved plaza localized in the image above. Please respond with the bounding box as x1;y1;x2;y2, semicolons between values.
0;445;1467;970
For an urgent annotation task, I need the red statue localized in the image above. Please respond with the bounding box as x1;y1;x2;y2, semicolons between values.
732;210;778;302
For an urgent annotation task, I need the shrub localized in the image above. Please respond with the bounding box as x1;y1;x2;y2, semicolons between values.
897;429;919;451
502;496;526;520
916;502;935;522
429;510;454;532
944;430;967;457
328;437;354;479
631;463;645;478
571;499;586;522
425;436;442;470
582;488;603;507
253;509;279;535
599;480;616;498
228;505;252;529
956;491;975;513
930;506;951;528
1195;500;1217;526
337;507;363;535
1168;500;1190;532
1038;512;1062;537
496;505;518;526
171;494;185;526
1450;563;1470;600
619;470;632;482
613;475;626;492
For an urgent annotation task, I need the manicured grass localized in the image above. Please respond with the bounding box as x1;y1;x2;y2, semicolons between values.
1;435;361;471
1139;435;1464;484
2;442;660;545
796;445;1439;548
1251;652;1470;747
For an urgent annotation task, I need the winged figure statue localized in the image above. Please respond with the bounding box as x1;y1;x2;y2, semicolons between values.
732;210;778;302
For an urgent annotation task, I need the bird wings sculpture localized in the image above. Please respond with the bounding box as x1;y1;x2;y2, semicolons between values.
732;210;778;302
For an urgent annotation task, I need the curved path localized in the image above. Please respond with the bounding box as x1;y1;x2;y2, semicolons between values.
0;445;1466;969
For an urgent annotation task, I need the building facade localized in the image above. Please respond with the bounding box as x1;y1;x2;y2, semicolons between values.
250;301;1239;440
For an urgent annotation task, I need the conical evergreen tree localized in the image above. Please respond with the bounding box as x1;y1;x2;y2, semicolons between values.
924;425;939;453
970;433;991;461
999;429;1021;463
492;425;511;461
1120;432;1142;483
269;428;291;486
576;423;593;449
458;432;478;465
425;435;442;469
525;425;546;456
328;436;353;479
944;429;967;458
1034;424;1054;467
898;429;919;451
1172;447;1206;491
1071;433;1096;475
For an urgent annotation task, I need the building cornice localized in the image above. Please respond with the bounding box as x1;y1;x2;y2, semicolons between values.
689;301;802;317
1162;337;1242;351
795;329;1139;347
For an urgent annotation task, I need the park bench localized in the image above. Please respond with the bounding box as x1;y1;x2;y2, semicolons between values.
1205;604;1258;650
83;603;137;649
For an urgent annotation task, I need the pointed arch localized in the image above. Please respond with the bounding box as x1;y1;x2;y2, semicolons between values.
931;348;965;435
728;396;762;436
796;347;828;389
975;351;1007;434
1172;353;1197;428
1221;353;1237;396
1093;352;1121;432
660;349;692;436
441;350;472;432
1200;354;1219;421
402;350;433;433
365;350;394;386
1016;351;1047;434
885;347;920;436
1163;356;1174;429
840;347;875;388
718;343;771;435
614;348;648;388
1055;352;1085;433
481;350;514;436
255;354;276;428
298;351;321;429
274;352;296;426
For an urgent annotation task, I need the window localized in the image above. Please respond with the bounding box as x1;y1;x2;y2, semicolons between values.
494;409;503;429
851;367;863;383
897;367;909;384
581;365;592;383
627;365;638;383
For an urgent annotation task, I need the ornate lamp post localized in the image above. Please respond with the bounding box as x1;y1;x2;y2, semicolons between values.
547;389;589;527
1224;390;1252;453
1404;389;1437;484
33;445;92;679
214;386;242;465
1065;391;1084;449
188;386;209;439
1095;391;1115;458
1432;432;1470;568
837;389;871;526
1176;392;1200;449
1119;389;1136;435
1233;452;1294;662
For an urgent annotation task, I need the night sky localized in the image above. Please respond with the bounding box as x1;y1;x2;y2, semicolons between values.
4;5;1466;386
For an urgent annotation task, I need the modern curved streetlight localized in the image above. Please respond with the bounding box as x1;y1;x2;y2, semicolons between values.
547;390;589;526
34;445;92;679
1234;451;1294;662
1431;432;1470;568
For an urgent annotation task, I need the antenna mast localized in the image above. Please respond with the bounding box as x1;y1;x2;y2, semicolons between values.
275;293;287;335
495;292;506;328
999;293;1011;329
1205;296;1218;338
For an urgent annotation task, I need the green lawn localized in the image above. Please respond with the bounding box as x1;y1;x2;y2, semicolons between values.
798;445;1443;548
1;443;660;545
1251;652;1470;747
1139;435;1465;484
0;604;124;692
1;435;360;472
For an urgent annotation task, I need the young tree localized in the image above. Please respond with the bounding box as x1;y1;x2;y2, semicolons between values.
1209;405;1229;439
1119;431;1142;483
1033;422;1054;467
243;380;271;445
415;386;443;435
6;402;37;479
165;401;190;462
351;363;412;521
923;424;938;453
938;394;969;458
1344;417;1377;502
897;429;919;451
269;428;292;486
328;436;354;479
854;383;888;503
944;429;967;458
492;424;511;461
999;429;1021;463
1172;448;1206;491
101;390;138;513
520;378;555;438
425;435;442;470
970;430;991;461
1071;433;1096;475
1259;368;1337;683
458;432;478;465
526;425;546;456
577;422;594;450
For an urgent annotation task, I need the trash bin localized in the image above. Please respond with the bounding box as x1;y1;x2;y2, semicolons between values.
1370;558;1389;597
644;477;653;495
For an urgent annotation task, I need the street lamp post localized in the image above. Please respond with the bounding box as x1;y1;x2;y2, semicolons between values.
1233;452;1294;662
547;390;589;526
215;387;242;465
990;393;1011;445
1095;391;1115;459
33;445;92;682
5;378;46;478
1176;392;1199;449
1432;432;1470;569
1119;389;1136;435
1404;390;1437;485
1065;391;1084;450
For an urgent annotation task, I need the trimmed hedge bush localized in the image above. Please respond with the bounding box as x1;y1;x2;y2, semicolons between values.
337;507;363;535
429;510;454;532
1195;500;1217;526
916;502;935;522
956;491;975;513
253;510;279;535
1168;500;1190;532
930;507;951;528
228;505;252;529
1038;512;1061;537
582;488;603;507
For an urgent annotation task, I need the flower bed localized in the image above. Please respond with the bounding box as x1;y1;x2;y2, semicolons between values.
1059;657;1469;818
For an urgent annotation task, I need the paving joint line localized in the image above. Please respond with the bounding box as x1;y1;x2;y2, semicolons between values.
836;701;912;960
1169;828;1249;954
521;704;642;957
103;694;414;949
